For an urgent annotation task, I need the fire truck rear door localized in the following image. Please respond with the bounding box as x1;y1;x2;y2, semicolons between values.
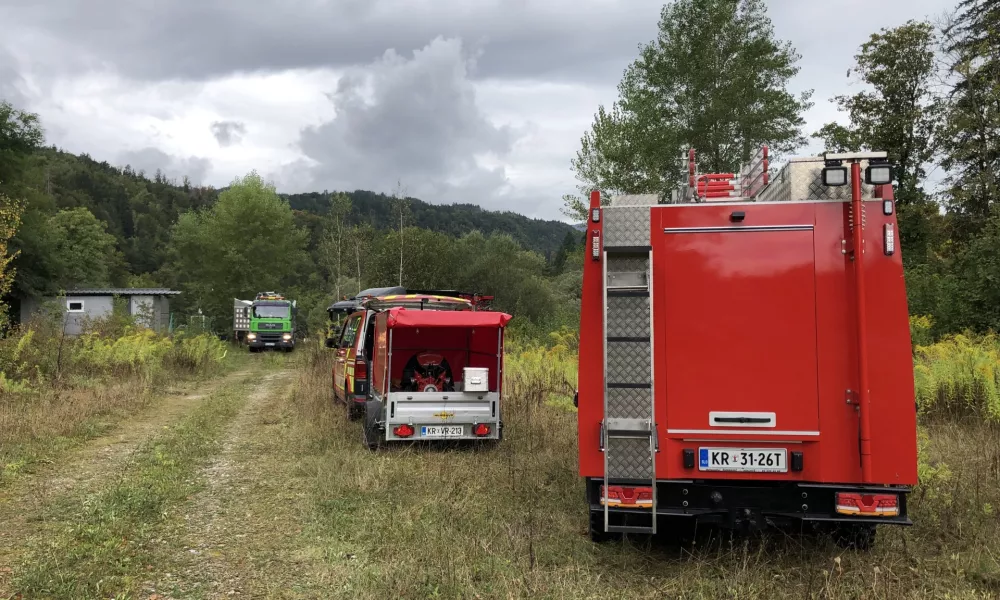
656;206;820;438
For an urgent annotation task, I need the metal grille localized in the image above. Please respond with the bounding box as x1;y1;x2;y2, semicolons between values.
604;207;651;247
607;341;651;384
607;437;654;479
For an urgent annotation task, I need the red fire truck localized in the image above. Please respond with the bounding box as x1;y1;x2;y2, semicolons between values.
576;148;917;549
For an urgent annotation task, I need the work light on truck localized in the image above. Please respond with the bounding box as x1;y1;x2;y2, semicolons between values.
865;160;894;185
835;492;899;517
822;162;848;187
884;224;895;256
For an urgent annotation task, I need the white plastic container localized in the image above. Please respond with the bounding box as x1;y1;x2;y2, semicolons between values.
463;367;489;392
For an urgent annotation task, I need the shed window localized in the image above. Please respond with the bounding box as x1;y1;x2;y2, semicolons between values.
66;300;85;312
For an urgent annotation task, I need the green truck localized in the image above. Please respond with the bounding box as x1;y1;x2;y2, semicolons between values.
234;292;297;352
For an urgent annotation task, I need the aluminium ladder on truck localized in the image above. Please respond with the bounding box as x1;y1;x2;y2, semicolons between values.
600;192;659;535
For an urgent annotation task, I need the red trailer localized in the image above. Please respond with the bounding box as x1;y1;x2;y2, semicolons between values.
362;306;512;449
577;150;917;549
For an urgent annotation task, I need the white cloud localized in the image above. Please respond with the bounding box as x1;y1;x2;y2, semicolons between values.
2;0;959;221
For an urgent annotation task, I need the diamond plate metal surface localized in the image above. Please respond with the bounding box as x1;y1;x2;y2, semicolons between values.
606;386;652;419
607;437;654;479
756;158;877;202
607;256;648;273
607;296;650;338
604;207;650;247
607;341;651;384
610;193;662;207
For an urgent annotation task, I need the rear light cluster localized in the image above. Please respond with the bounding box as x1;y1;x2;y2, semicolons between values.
600;485;653;509
354;358;367;380
393;424;414;437
835;492;899;517
473;423;491;437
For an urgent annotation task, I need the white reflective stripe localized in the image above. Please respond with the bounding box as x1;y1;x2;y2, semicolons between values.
667;429;819;436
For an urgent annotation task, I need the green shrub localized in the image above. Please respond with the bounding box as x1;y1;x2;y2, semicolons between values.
913;332;1000;423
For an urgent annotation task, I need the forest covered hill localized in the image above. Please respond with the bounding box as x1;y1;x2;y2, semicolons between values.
3;145;576;300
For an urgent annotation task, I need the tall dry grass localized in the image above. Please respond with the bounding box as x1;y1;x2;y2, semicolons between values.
0;309;238;485
284;342;1000;599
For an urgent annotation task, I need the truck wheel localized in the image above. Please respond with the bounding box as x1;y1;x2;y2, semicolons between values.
588;510;622;543
831;523;876;551
362;403;383;451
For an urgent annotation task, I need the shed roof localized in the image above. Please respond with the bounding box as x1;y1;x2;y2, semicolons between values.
61;288;182;296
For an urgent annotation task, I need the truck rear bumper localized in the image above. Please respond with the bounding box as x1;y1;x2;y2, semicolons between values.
382;391;501;441
586;478;912;529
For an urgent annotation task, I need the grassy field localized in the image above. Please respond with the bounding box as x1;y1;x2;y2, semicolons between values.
279;345;999;599
1;333;998;599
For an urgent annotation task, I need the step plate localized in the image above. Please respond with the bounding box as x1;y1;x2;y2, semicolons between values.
606;437;654;480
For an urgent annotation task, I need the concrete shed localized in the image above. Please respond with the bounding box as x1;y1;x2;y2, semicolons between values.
19;288;182;335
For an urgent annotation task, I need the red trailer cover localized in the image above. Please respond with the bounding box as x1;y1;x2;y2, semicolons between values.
384;308;512;329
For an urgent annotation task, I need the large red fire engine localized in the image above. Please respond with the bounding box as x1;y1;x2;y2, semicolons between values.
576;148;917;549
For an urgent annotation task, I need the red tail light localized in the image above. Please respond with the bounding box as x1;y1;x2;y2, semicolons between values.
354;358;367;381
473;423;491;437
393;424;414;438
600;485;653;509
835;492;899;517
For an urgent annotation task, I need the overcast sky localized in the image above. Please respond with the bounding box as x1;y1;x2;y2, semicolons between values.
1;0;955;221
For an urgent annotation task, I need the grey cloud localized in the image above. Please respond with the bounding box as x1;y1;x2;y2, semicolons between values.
0;47;28;108
3;0;660;84
117;147;211;185
296;37;538;213
210;120;247;146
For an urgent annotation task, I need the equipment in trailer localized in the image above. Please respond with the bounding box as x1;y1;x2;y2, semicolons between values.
576;149;916;549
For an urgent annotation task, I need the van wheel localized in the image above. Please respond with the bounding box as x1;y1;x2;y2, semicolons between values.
831;523;876;551
362;404;383;451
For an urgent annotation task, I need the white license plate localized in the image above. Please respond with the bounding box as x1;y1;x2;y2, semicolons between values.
265;342;275;346
699;448;787;472
421;425;464;438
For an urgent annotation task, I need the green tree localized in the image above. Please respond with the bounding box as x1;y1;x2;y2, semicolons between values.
0;100;44;193
318;192;352;300
48;207;122;289
940;0;1000;237
166;171;309;325
0;192;23;328
812;20;941;264
569;0;812;212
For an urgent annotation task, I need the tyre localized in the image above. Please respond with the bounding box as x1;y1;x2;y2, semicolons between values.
362;402;383;451
588;510;622;543
347;401;363;422
831;523;877;551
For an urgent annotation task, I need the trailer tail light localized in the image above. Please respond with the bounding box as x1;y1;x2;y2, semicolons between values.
600;485;654;509
393;424;414;438
354;358;368;381
473;423;491;437
835;492;899;517
591;230;601;261
884;223;895;255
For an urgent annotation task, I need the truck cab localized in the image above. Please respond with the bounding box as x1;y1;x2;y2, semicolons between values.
246;292;296;352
